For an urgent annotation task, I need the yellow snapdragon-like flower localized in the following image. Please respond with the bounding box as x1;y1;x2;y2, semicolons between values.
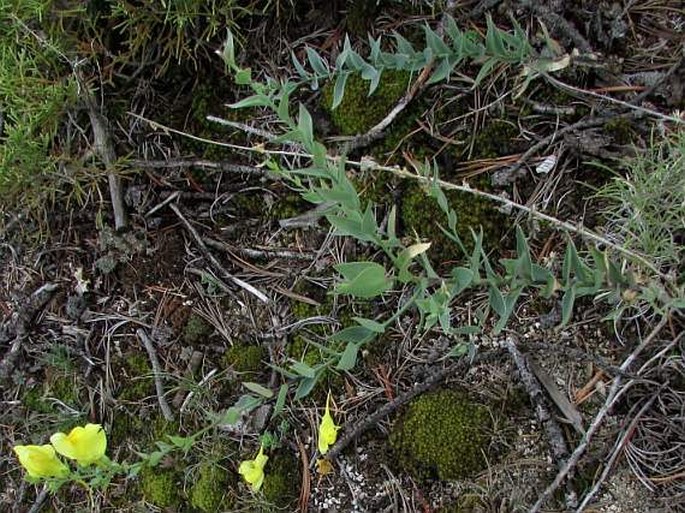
318;392;340;455
13;444;69;479
50;423;107;466
238;444;268;492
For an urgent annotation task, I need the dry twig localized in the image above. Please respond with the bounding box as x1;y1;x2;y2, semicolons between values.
576;392;660;512
77;71;127;230
530;316;668;513
0;283;58;381
169;203;270;303
137;328;174;422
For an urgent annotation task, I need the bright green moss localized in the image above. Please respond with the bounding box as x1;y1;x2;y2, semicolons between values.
190;463;234;512
263;452;300;509
400;180;505;267
118;352;153;401
322;70;411;135
140;466;182;509
223;343;265;373
183;313;213;345
390;390;492;481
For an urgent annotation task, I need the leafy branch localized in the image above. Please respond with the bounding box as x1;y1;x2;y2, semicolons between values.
291;14;534;109
194;21;681;398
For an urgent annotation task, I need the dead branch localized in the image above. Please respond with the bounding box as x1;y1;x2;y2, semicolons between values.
0;283;59;381
130;158;268;177
530;315;668;513
169;202;270;303
137;328;174;422
504;337;577;509
504;337;571;462
77;71;127;231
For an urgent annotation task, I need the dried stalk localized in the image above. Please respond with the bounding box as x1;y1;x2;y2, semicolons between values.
137;328;174;422
529;316;668;513
169;203;270;303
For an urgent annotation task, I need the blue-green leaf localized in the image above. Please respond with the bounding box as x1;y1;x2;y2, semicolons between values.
228;94;272;109
242;382;274;398
332;71;350;109
424;25;450;56
272;384;288;419
291;52;309;79
222;29;236;68
450;267;474;295
306;46;328;76
335;261;392;298
352;317;386;333
294;376;318;400
291;361;316;379
298;103;314;148
561;285;576;325
489;286;506;317
336;342;359;370
330;326;376;344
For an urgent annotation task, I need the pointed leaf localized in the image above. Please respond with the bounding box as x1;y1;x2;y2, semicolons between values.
228;95;272;109
294;376;319;400
222;30;237;66
561;285;576;325
332;71;350;109
515;226;533;280
336;342;359;370
291;361;316;379
306;46;328;76
424;24;451;56
291;52;309;79
335;261;392;298
353;317;386;333
272;384;289;419
298;103;314;148
242;382;274;398
489;286;506;317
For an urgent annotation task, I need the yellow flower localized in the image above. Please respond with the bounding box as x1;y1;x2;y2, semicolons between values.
13;444;69;479
50;423;107;465
238;445;268;492
318;392;340;455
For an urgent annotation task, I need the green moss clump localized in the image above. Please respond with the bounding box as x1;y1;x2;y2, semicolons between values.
322;70;411;135
269;193;310;222
22;386;52;414
604;116;636;145
390;390;492;481
183;314;213;345
109;411;145;448
400;180;505;267
468;120;520;160
140;466;182;509
223;343;265;373
263;452;300;509
190;463;234;512
118;352;153;401
48;372;81;406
